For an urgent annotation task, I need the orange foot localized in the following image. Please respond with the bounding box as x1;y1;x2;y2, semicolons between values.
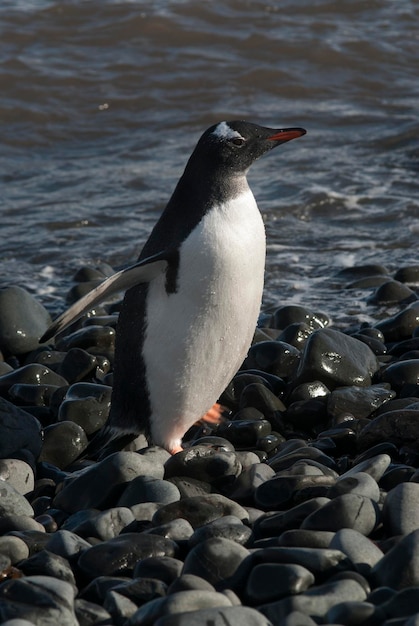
169;444;183;455
199;402;227;425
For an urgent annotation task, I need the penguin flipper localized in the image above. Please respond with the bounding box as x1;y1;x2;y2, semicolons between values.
40;253;168;342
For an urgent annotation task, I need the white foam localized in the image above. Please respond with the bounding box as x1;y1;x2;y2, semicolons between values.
212;121;244;141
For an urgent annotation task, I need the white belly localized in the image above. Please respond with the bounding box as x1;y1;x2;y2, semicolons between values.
142;188;266;450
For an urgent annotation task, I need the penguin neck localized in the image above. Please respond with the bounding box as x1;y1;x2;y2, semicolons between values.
140;166;253;259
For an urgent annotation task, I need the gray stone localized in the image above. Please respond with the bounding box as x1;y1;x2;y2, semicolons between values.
53;451;164;513
142;518;194;544
246;562;315;604
301;494;378;535
0;459;34;495
340;453;391;482
154;606;274;626
259;578;367;623
152;494;249;529
182;537;250;588
0;397;42;464
0;481;34;517
188;515;252;548
0;575;78;626
74;598;112;626
118;476;181;507
329;528;384;575
18;550;76;585
383;482;419;535
328;472;380;502
78;533;178;578
45;529;91;560
371;529;419;589
0;536;30;564
80;506;135;541
126;590;232;626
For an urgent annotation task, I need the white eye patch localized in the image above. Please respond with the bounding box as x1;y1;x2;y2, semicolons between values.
212;121;245;142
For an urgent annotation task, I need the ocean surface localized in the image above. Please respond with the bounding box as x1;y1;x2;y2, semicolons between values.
1;0;418;326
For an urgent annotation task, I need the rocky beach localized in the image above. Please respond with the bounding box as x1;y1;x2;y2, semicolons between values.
2;262;419;625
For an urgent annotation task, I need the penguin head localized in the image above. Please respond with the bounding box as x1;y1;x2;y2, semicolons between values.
192;120;306;175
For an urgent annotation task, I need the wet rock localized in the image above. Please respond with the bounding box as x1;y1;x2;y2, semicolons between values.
164;446;242;484
271;305;328;331
133;556;183;584
217;419;272;448
53;451;164;513
182;537;249;589
381;359;419;393
277;323;314;348
0;397;43;464
228;463;275;503
18;550;76;585
327;384;395;420
0;286;52;355
294;328;379;390
78;533;178;578
394;266;419;284
57;348;99;383
336;264;390;281
152;494;249;529
255;474;334;509
359;410;419;451
188;515;252;548
375;308;419;342
245;562;315;604
367;280;417;305
55;325;115;352
39;421;88;469
239;383;286;420
0;364;67;398
8;383;61;407
57;382;111;435
242;341;300;379
142;518;194;545
288;380;330;403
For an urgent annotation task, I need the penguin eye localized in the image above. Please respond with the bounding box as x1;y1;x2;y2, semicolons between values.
229;137;246;147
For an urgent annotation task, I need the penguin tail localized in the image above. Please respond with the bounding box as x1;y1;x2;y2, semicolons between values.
79;425;142;462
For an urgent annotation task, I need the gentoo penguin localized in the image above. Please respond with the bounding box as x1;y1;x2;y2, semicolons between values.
41;120;306;456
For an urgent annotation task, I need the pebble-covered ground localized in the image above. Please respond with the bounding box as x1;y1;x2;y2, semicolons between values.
2;263;419;625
